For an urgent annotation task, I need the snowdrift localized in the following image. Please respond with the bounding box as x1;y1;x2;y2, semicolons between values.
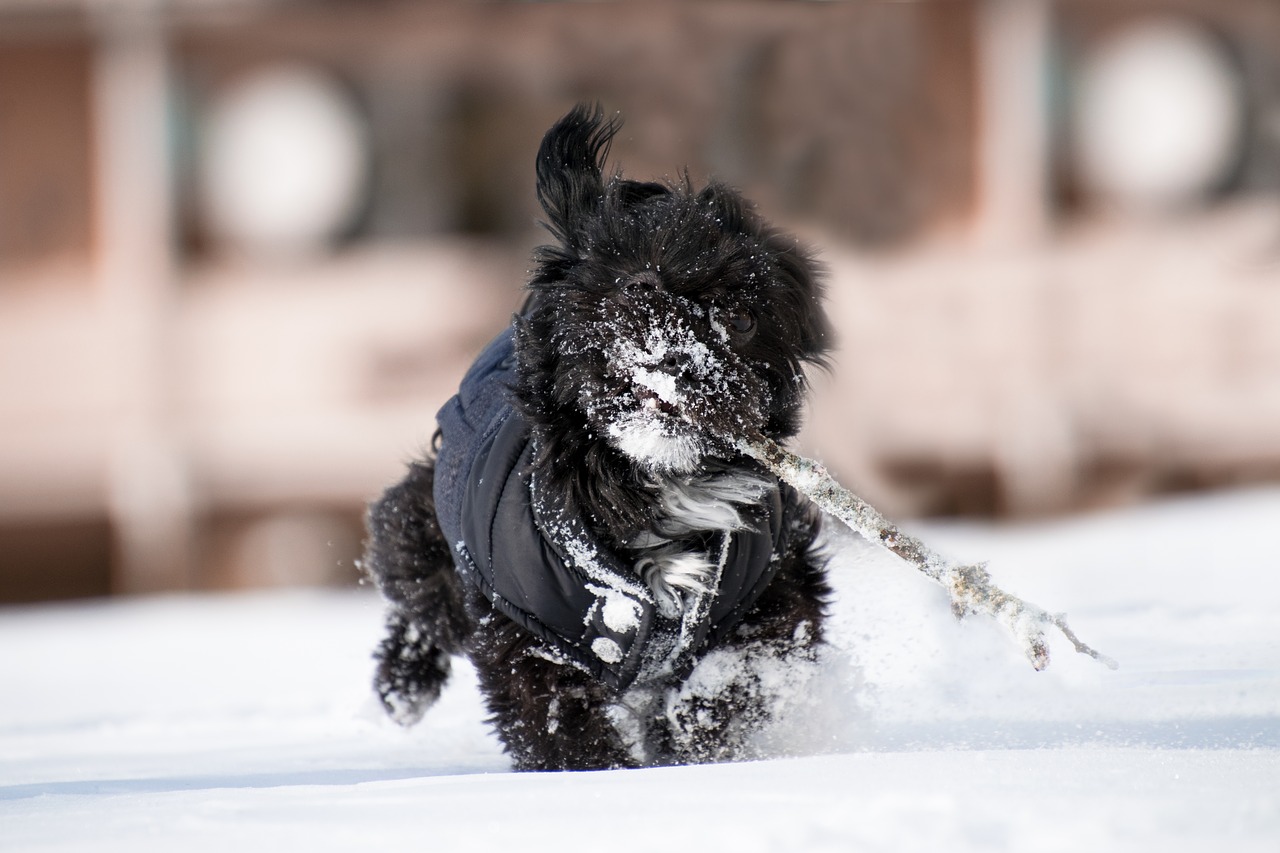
3;488;1278;852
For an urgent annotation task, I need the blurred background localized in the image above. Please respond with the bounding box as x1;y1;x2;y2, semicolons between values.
1;0;1277;604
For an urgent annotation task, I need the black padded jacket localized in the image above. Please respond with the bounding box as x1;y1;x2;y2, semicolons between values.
433;327;786;691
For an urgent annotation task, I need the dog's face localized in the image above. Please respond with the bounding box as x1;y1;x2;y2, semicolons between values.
518;106;830;475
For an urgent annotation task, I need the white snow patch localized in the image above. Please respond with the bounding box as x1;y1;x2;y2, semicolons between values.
600;593;642;634
2;488;1280;852
591;637;624;664
631;366;682;407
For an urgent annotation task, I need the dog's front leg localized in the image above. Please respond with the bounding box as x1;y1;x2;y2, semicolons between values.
469;626;638;771
364;458;472;725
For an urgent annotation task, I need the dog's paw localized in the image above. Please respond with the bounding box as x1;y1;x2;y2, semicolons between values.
373;617;452;726
660;637;823;764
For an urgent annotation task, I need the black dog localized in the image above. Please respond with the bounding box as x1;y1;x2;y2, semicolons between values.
364;104;833;770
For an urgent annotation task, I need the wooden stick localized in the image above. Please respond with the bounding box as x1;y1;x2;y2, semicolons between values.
739;436;1118;671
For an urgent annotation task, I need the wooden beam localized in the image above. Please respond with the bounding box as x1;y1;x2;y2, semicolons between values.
90;9;194;593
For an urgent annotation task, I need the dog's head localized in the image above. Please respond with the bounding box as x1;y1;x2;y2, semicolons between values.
517;105;830;477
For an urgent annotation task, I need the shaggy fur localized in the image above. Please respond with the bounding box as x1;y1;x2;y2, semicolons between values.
364;104;834;770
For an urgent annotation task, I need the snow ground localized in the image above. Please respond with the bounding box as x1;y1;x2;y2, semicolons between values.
3;488;1278;852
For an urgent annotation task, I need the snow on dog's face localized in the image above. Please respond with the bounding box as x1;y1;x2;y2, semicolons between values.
516;105;829;474
584;268;767;473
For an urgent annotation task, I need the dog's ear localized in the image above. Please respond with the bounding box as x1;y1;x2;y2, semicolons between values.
536;103;620;247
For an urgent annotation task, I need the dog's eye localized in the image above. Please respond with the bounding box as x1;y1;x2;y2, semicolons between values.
726;307;756;335
712;305;756;338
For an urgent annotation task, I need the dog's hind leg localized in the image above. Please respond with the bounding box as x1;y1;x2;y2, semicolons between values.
363;458;471;725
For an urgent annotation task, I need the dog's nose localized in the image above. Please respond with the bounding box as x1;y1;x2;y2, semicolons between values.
656;351;689;376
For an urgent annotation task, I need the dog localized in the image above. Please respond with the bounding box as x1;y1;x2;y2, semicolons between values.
363;104;833;770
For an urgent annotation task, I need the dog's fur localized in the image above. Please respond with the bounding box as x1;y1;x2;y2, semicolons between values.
364;105;833;770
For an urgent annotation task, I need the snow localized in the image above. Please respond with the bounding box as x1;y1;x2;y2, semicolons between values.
3;487;1280;851
591;636;624;664
596;301;757;474
598;589;643;633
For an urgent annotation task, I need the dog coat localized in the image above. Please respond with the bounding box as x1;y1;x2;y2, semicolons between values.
433;327;787;691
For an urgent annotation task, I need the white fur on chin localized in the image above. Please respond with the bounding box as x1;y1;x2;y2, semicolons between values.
606;415;704;473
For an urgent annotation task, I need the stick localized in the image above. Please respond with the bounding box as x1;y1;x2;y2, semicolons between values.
738;436;1118;671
